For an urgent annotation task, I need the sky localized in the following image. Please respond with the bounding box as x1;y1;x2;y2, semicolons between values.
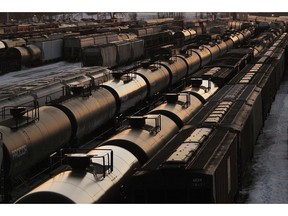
1;0;287;13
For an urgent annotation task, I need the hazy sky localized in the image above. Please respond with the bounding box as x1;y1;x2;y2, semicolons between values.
1;0;285;13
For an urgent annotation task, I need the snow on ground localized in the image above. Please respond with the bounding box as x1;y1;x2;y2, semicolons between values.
0;61;81;87
238;71;288;203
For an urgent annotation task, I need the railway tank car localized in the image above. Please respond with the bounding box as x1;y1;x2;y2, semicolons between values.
15;145;140;203
1;26;255;202
15;80;219;204
0;106;72;177
14;114;180;203
52;88;117;140
124;32;288;204
101;73;148;113
1;38;26;49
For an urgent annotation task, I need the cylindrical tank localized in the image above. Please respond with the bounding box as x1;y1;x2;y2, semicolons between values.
191;47;212;68
186;80;219;101
0;41;5;50
204;45;220;61
174;29;196;42
182;53;201;75
101;114;179;164
182;30;193;41
6;47;31;64
149;93;203;128
26;44;41;62
253;44;265;57
0;106;72;177
158;57;188;85
230;35;240;47
15;145;139;203
53;88;117;139
2;38;26;48
101;74;147;113
136;65;170;97
188;29;197;39
224;38;234;51
217;41;228;56
236;32;245;44
241;29;252;40
235;21;242;30
228;21;233;29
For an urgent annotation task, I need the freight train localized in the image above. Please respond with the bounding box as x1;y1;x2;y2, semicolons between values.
11;44;252;203
0;27;177;73
81;38;145;67
0;19;263;74
15;80;219;203
15;30;286;203
0;36;63;73
0;26;256;202
0;32;141;73
10;27;282;203
123;33;288;203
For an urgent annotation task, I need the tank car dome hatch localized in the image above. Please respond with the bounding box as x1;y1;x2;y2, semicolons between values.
187;79;219;101
112;71;124;80
9;107;27;118
165;93;179;104
191;78;203;87
66;153;93;171
127;116;147;128
150;92;203;129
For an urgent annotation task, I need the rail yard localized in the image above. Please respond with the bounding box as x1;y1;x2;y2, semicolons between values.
0;12;288;205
